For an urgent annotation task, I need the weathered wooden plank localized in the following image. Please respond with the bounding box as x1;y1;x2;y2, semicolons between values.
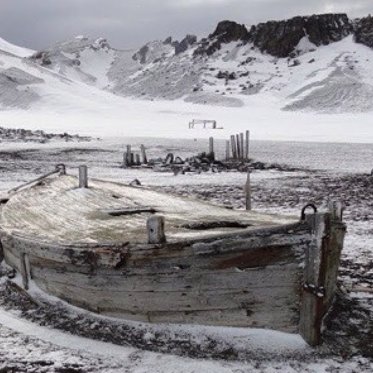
30;262;301;293
0;175;299;245
322;206;346;309
20;239;306;278
1;221;309;270
78;165;88;188
225;140;230;160
236;134;241;159
19;253;29;290
299;212;345;346
140;144;147;164
209;137;214;160
245;169;251;211
245;130;250;160
231;135;237;159
300;213;324;346
35;276;299;330
126;145;131;166
240;132;244;160
146;308;298;331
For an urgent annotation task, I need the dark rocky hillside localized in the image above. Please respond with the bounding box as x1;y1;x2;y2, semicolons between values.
355;15;373;48
249;13;352;57
194;13;373;58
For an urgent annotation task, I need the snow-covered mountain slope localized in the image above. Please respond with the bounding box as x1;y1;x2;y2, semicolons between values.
0;37;34;58
1;14;373;142
22;13;373;113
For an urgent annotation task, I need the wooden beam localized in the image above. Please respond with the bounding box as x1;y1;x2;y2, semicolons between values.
126;145;132;166
231;135;237;159
140;145;148;164
245;169;252;210
123;152;128;168
245;130;250;160
209;137;215;160
78;165;88;188
300;212;346;346
20;253;29;290
236;134;241;159
240;133;244;160
225;140;230;160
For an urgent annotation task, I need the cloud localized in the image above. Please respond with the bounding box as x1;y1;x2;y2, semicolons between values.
0;0;371;50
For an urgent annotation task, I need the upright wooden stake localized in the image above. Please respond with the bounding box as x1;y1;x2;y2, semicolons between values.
300;212;346;346
236;134;241;159
123;152;128;168
245;169;252;210
126;145;132;166
245;130;250;160
225;140;230;160
147;216;166;244
231;135;237;159
240;133;244;160
140;144;147;164
79;165;88;188
20;253;29;290
135;153;141;165
209;137;215;160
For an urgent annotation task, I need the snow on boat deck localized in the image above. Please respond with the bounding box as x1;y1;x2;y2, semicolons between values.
0;174;297;244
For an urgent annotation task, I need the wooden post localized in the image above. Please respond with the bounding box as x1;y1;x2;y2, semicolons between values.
231;135;237;159
328;201;344;221
78;165;88;188
245;130;250;160
240;133;244;160
20;253;29;290
225;140;230;160
300;212;346;346
245;169;252;210
123;152;128;168
147;216;166;244
126;145;132;166
140;144;147;164
209;137;214;160
236;134;241;159
135;153;141;165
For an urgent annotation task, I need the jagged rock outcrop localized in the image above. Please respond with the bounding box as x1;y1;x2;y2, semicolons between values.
211;20;249;43
163;36;173;45
174;34;197;55
354;15;373;48
30;36;111;67
250;13;352;58
194;20;249;56
194;14;353;58
132;45;149;64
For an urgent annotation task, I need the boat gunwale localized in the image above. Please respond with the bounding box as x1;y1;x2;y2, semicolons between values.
0;220;311;253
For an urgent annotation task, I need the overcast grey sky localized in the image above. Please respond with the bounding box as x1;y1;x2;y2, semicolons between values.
1;0;372;50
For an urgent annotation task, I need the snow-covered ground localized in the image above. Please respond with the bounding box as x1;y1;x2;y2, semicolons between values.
0;30;372;372
0;138;372;372
1;35;373;143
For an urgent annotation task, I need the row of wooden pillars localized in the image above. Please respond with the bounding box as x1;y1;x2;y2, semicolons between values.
226;131;250;161
123;144;148;167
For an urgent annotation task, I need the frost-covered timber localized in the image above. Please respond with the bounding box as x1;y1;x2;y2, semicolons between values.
0;168;346;346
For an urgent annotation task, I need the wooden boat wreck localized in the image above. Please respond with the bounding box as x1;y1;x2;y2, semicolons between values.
0;165;346;346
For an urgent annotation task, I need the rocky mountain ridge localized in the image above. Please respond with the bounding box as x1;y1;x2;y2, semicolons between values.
1;13;373;113
195;14;373;58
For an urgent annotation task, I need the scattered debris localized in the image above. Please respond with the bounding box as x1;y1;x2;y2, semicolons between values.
0;127;97;143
